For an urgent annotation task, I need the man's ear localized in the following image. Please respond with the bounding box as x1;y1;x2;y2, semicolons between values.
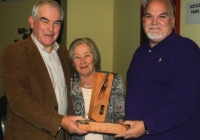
28;16;34;28
171;16;175;28
142;16;145;28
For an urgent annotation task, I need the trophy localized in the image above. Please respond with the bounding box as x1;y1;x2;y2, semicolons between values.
77;72;129;134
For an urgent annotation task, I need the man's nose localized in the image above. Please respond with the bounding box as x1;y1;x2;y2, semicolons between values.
152;17;158;24
48;23;54;31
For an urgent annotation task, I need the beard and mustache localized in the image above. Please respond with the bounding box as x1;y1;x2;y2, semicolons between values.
146;25;162;40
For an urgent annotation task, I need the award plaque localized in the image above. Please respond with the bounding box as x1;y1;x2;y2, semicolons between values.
77;72;128;134
78;120;129;134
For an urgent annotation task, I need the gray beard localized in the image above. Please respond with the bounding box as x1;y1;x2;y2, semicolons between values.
146;32;162;40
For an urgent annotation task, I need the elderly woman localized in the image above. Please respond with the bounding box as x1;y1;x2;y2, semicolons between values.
68;38;125;140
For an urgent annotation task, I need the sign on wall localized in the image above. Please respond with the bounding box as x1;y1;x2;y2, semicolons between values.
186;0;200;24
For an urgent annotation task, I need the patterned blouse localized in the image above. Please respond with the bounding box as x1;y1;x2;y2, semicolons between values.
69;71;125;140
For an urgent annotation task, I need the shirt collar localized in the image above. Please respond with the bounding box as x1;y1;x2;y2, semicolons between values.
31;33;59;52
142;29;178;49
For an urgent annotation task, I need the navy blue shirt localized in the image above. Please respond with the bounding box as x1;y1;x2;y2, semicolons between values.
126;30;200;140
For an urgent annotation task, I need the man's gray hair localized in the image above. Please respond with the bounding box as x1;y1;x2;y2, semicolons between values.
144;0;174;17
32;0;64;21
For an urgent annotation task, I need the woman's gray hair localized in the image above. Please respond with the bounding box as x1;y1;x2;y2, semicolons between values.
68;38;101;68
32;0;64;21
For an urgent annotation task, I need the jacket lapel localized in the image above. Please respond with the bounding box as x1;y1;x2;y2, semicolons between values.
25;36;57;104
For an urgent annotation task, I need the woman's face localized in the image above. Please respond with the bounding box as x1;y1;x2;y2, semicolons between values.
73;44;95;77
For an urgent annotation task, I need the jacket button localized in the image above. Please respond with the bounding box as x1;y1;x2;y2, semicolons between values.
54;106;58;110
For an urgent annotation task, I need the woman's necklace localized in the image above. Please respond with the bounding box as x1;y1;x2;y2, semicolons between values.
81;82;93;88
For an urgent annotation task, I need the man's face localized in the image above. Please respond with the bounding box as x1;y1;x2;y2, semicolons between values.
29;4;61;51
143;0;175;47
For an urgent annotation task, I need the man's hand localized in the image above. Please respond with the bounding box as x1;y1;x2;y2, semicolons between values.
61;116;87;135
115;120;146;139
